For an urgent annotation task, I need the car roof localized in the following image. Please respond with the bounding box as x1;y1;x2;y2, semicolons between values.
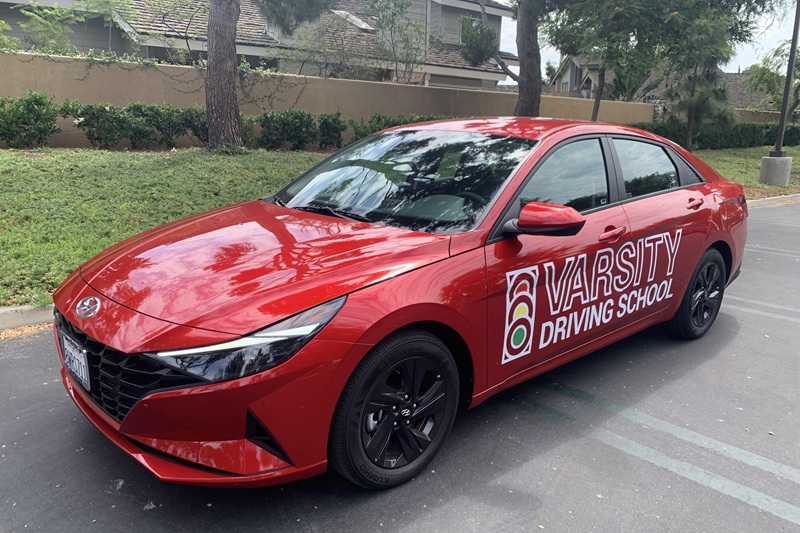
387;117;656;143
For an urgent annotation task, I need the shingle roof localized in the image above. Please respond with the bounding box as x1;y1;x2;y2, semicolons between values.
121;0;517;74
721;72;772;110
125;0;277;47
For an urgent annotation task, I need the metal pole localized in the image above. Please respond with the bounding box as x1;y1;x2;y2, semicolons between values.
770;0;800;157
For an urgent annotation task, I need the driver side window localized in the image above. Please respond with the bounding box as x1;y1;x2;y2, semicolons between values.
519;139;609;212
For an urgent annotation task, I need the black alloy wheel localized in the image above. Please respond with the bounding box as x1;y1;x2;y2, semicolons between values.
329;330;459;489
664;248;726;339
362;357;447;469
690;258;723;329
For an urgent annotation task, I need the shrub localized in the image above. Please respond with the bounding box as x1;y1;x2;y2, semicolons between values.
627;120;688;146
182;106;208;145
69;103;132;149
256;109;319;150
127;103;186;148
347;113;456;143
240;113;258;148
257;110;282;149
0;91;61;148
278;109;318;150
318;110;347;149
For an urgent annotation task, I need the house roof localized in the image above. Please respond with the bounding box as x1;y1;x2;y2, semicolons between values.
721;72;772;110
121;0;517;75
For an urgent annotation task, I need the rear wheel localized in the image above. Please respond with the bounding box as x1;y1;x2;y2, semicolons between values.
664;248;726;339
329;330;459;489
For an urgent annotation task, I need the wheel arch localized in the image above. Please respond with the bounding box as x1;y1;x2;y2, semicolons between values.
400;321;475;410
709;240;732;282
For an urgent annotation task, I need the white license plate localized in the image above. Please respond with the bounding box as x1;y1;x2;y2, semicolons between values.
62;334;91;392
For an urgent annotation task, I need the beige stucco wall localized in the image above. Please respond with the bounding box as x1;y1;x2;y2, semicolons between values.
0;52;655;147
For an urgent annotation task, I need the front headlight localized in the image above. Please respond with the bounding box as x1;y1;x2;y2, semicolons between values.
149;297;346;383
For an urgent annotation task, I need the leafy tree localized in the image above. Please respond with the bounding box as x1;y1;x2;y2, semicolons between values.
744;39;799;114
364;0;427;83
14;2;85;55
547;1;662;120
659;0;781;150
544;60;557;85
0;20;21;51
461;16;498;67
204;0;333;149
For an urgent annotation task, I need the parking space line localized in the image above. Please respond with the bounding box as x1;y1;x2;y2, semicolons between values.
747;219;800;227
744;248;800;259
725;295;800;314
541;380;800;485
723;304;800;324
517;398;800;527
745;245;800;255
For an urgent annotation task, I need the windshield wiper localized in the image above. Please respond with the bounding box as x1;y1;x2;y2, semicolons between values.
292;205;371;222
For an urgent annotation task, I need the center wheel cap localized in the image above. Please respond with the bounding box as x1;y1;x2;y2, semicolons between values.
399;408;412;418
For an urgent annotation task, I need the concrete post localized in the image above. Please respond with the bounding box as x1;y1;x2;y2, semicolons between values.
759;156;792;187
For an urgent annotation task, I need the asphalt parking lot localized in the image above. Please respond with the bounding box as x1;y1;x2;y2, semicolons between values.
1;199;798;533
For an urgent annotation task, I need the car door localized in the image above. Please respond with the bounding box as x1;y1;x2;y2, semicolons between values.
608;137;714;328
485;137;631;387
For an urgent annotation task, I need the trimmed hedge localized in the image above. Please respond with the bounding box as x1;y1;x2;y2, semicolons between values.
348;113;456;143
628;120;800;150
5;89;797;153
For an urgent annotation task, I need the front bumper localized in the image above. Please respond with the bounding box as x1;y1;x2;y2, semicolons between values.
55;319;364;488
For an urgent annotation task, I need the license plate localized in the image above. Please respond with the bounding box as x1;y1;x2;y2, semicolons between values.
61;334;91;392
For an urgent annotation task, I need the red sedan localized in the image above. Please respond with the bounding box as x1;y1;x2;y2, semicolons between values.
53;118;747;489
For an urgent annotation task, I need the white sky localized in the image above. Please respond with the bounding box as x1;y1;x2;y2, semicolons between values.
497;9;796;83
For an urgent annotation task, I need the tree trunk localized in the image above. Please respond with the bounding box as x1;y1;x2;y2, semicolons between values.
206;0;242;149
591;66;605;121
685;113;694;152
514;0;541;116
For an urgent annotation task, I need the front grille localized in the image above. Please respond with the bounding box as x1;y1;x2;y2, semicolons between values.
55;311;204;423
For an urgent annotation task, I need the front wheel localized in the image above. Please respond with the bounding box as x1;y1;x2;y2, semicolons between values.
329;330;459;489
664;248;726;339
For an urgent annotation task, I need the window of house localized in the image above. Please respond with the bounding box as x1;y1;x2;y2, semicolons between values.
613;139;680;199
519;139;609;212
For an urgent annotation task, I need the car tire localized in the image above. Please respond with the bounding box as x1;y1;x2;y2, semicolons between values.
664;248;726;339
329;329;459;489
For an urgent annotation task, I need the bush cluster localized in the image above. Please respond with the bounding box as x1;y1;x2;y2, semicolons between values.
9;90;798;153
348;113;455;143
64;102;208;149
629;120;800;150
0;91;61;149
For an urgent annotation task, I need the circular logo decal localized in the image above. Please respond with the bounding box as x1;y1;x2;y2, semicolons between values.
75;296;101;318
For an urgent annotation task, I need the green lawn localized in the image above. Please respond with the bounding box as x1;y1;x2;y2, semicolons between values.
0;145;797;307
694;145;800;199
0;148;323;306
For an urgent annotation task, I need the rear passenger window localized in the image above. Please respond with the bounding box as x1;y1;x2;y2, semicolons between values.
614;139;679;198
519;139;609;212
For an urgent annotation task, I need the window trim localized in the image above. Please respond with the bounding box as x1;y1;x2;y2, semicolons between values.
487;135;618;244
605;135;704;205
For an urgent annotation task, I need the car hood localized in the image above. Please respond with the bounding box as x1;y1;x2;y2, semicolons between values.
79;200;451;335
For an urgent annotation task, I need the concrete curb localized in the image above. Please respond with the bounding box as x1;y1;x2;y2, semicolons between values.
0;304;54;331
2;194;799;332
748;192;800;208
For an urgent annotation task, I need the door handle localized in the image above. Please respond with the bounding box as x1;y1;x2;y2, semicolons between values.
687;198;704;209
598;226;626;242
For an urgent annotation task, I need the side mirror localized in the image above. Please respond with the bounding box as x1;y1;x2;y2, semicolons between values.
503;201;586;236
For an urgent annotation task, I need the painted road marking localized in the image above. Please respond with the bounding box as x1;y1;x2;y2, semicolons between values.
747;219;800;227
516;397;800;527
745;245;800;256
725;295;800;314
723;304;800;324
743;248;800;259
542;380;800;485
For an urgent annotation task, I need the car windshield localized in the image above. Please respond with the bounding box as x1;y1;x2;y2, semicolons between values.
275;130;537;234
